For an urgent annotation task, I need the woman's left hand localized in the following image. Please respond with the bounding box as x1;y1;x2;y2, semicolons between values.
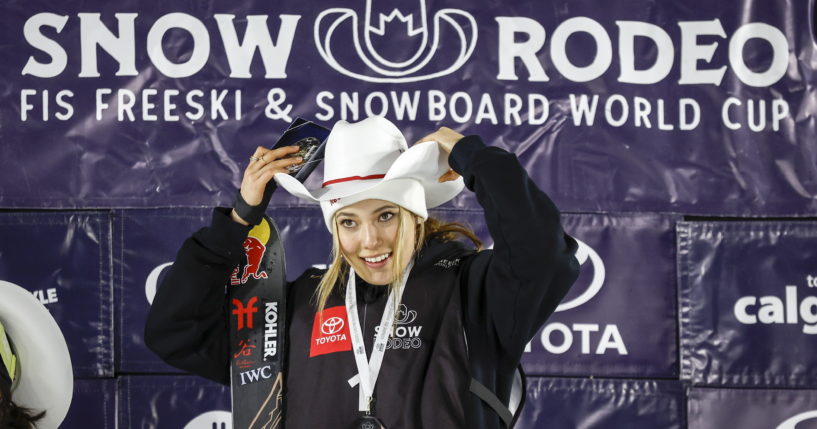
416;126;463;183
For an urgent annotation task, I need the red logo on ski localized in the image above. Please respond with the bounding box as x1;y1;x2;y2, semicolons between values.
231;237;270;285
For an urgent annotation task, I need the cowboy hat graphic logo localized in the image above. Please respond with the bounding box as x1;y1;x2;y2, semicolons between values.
314;0;477;82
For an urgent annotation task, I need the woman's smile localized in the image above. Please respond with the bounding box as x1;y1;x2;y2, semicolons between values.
362;252;392;268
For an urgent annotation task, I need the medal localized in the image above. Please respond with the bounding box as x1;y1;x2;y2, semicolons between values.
352;414;386;429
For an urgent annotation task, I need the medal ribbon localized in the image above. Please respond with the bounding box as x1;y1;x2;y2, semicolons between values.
345;261;413;413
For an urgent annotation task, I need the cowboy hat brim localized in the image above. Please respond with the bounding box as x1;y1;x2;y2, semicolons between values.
274;140;464;208
0;280;73;428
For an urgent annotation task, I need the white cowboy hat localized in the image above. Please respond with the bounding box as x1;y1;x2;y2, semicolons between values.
0;280;73;428
274;116;464;229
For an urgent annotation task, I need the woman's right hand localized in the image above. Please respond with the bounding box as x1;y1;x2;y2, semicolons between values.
415;126;464;183
231;145;302;225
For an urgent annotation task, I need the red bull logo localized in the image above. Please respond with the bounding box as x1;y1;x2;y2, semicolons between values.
230;220;271;285
242;236;269;283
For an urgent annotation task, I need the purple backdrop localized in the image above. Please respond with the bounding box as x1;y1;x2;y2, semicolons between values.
0;0;815;215
518;378;686;428
688;388;817;429
679;221;817;388
119;376;231;429
0;212;114;378
62;379;117;429
522;213;679;378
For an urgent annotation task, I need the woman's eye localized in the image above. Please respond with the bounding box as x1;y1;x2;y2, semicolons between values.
339;219;356;228
379;212;395;222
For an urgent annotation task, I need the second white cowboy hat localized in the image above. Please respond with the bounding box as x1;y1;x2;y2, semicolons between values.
0;280;73;429
274;116;464;229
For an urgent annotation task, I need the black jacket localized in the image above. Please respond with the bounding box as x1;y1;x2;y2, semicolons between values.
145;135;579;428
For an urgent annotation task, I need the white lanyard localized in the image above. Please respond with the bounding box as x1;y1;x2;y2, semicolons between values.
345;262;412;413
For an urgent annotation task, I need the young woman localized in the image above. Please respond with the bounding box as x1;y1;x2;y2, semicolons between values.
145;116;579;428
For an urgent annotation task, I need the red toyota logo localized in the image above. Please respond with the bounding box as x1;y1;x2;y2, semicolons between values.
310;306;352;357
321;316;345;335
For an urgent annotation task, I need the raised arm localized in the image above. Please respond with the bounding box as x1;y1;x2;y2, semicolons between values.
420;128;579;355
144;144;302;384
144;208;249;385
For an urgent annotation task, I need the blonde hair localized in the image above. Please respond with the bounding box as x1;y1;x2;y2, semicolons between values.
313;207;482;316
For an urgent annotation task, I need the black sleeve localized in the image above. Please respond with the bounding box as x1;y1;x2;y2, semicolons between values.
144;207;251;385
451;135;580;355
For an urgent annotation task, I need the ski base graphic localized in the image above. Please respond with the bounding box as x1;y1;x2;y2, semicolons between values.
229;216;286;429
